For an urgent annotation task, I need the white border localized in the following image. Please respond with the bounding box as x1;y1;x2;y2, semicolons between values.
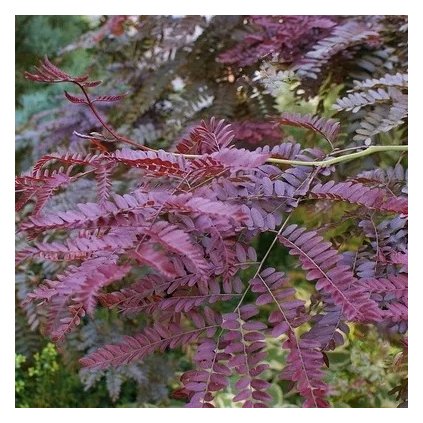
8;1;411;15
1;2;419;421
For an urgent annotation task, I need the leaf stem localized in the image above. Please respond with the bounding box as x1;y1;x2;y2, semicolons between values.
265;145;408;167
70;81;407;167
169;145;408;167
74;82;154;151
233;214;292;312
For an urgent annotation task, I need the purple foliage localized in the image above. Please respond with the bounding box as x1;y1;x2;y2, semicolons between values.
231;121;283;146
16;47;407;408
218;16;337;67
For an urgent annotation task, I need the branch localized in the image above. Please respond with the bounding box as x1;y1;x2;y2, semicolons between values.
25;58;407;166
265;145;408;167
171;145;407;167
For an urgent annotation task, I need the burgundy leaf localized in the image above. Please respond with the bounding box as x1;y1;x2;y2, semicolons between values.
64;91;88;104
92;93;128;103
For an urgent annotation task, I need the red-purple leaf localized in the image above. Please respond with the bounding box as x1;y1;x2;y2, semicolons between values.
64;91;88;104
271;322;290;337
92;93;128;103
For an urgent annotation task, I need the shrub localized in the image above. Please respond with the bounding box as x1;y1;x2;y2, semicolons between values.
16;15;407;408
